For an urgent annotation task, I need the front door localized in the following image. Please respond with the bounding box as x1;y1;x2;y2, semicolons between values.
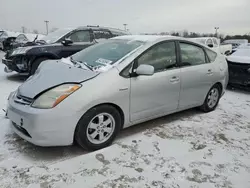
178;42;215;108
59;30;93;58
130;41;181;122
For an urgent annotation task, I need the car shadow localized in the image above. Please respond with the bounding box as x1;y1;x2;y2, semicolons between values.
6;74;27;83
119;108;202;140
227;85;250;94
4;124;86;163
5;108;202;163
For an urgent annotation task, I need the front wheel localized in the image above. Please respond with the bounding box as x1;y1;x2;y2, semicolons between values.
200;84;221;112
75;105;122;151
30;57;49;75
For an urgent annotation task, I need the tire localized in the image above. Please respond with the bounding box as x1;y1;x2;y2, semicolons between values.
75;105;122;151
30;57;48;75
200;84;221;113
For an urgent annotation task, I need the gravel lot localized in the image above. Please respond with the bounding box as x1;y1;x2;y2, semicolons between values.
0;51;249;188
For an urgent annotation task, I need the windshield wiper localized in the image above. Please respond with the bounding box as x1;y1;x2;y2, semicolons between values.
70;57;93;71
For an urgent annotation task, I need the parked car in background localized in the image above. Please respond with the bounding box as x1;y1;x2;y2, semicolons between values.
2;26;129;75
222;39;248;52
0;30;21;51
231;43;250;53
191;37;232;55
9;33;45;50
6;35;228;150
226;47;250;88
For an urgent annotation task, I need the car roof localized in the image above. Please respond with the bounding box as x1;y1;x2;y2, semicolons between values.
112;35;182;42
77;26;129;33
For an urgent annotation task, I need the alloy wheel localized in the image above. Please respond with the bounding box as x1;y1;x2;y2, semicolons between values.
207;88;219;108
86;113;115;144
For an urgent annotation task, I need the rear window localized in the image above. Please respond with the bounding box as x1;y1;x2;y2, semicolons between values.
205;48;217;62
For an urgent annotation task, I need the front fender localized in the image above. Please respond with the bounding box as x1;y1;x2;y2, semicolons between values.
33;52;60;59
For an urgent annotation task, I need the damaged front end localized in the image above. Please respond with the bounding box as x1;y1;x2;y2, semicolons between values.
227;60;250;87
2;51;33;73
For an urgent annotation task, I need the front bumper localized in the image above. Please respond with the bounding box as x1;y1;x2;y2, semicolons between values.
228;70;250;87
228;61;250;87
7;94;81;147
2;55;29;73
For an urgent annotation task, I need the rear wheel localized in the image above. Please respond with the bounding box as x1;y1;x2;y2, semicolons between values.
200;84;221;112
30;57;48;75
75;105;122;151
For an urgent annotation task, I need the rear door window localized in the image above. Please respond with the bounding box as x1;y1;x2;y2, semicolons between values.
180;43;207;66
205;48;217;62
93;30;113;40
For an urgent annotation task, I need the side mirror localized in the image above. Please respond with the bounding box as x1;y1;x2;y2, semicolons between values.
61;38;73;46
207;44;213;48
135;64;154;76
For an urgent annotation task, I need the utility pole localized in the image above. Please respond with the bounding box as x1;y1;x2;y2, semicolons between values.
21;26;26;33
123;24;128;31
44;20;49;35
214;27;219;38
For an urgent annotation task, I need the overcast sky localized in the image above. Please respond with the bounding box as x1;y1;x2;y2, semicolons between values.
0;0;249;35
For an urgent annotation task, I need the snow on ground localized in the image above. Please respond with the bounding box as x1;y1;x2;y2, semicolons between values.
0;51;250;188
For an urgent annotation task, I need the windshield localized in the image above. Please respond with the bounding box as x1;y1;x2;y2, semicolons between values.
71;39;144;70
41;28;72;43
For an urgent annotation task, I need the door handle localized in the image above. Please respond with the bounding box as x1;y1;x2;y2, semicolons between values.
207;69;213;75
170;76;180;83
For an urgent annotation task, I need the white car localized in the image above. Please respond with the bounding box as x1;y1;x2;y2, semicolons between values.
6;35;228;151
191;37;232;55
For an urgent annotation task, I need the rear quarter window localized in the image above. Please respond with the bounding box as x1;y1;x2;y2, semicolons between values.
205;48;217;62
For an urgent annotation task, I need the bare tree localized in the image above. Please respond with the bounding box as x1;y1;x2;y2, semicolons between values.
183;30;189;37
50;27;58;33
21;26;26;33
33;29;39;34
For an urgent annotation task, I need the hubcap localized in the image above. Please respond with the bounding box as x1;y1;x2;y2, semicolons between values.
86;113;115;144
207;88;219;108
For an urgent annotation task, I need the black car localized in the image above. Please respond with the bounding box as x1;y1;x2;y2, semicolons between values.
2;26;129;75
226;47;250;89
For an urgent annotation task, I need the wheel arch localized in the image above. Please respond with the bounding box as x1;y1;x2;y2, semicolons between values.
73;102;125;142
73;102;125;148
88;103;125;129
214;82;223;94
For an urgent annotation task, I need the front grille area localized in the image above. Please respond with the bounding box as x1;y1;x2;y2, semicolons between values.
227;60;250;86
14;94;33;105
227;61;250;75
12;122;32;138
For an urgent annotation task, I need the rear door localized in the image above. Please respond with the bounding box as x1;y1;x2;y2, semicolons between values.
178;41;216;108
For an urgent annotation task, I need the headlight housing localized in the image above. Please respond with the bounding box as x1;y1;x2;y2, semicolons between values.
11;47;32;55
31;84;81;109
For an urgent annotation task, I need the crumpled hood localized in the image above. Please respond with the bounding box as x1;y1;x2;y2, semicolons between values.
18;60;99;98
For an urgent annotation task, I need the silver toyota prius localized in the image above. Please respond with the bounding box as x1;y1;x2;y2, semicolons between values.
6;35;228;150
